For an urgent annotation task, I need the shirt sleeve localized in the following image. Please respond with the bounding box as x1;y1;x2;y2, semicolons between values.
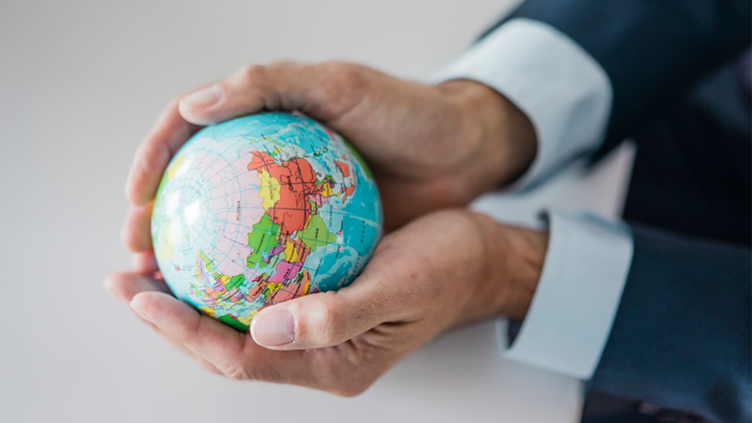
432;18;613;191
500;210;634;379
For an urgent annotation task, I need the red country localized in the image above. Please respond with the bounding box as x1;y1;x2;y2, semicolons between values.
247;151;321;235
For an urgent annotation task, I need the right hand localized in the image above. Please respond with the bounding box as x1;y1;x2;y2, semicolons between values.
122;61;536;254
108;209;547;395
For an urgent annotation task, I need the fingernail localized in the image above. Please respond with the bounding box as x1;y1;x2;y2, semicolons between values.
252;310;295;346
180;85;222;109
130;299;154;324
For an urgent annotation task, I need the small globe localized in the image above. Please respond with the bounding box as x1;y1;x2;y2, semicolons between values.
151;112;383;331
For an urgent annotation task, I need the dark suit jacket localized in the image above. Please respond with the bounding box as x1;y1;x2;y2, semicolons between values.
485;1;752;422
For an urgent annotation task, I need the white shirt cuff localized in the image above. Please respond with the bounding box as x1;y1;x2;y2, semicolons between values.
432;18;613;191
502;210;634;379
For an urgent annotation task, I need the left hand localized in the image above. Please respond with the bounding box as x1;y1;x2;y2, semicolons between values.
121;62;537;258
105;209;547;395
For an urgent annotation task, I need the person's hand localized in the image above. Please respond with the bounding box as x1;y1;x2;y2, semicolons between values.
107;209;547;395
122;62;537;256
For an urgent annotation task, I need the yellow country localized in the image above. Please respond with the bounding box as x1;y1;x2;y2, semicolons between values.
283;239;299;262
165;155;185;181
159;223;175;260
301;270;311;295
263;282;284;299
258;168;281;210
237;311;257;327
199;306;216;317
320;182;334;197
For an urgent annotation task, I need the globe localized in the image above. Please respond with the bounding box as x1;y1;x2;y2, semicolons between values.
151;112;383;331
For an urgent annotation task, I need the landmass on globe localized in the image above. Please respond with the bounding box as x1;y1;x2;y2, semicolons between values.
151;113;382;331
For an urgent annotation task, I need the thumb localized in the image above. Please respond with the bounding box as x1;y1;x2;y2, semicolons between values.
250;282;392;350
177;62;364;126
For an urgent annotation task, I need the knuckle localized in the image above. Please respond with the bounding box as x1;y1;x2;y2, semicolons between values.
221;360;284;382
121;211;150;252
236;64;268;82
308;297;345;346
149;96;182;117
119;224;134;251
312;61;367;117
173;316;201;342
326;374;373;397
318;61;358;83
331;384;367;397
196;360;224;376
305;346;381;396
217;353;258;381
267;60;297;70
166;96;182;110
135;141;170;180
223;365;251;381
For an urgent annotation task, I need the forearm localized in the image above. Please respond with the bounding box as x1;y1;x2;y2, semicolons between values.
589;223;752;423
500;0;751;146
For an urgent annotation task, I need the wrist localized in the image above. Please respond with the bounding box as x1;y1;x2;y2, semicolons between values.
469;213;548;321
437;79;537;192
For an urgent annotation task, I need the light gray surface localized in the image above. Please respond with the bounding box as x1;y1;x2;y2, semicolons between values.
0;1;603;421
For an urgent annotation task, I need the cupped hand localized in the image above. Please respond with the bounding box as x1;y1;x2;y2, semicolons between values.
122;62;537;254
107;209;547;395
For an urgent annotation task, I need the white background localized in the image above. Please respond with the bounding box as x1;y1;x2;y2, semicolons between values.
1;1;634;422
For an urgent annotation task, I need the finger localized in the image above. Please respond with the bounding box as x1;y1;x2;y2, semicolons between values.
250;261;414;351
121;202;154;252
131;251;159;276
126;98;203;207
129;290;313;381
177;62;362;126
104;272;222;374
129;291;245;351
104;271;172;303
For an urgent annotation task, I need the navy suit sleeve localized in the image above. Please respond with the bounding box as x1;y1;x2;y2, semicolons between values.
588;224;751;423
487;0;751;152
